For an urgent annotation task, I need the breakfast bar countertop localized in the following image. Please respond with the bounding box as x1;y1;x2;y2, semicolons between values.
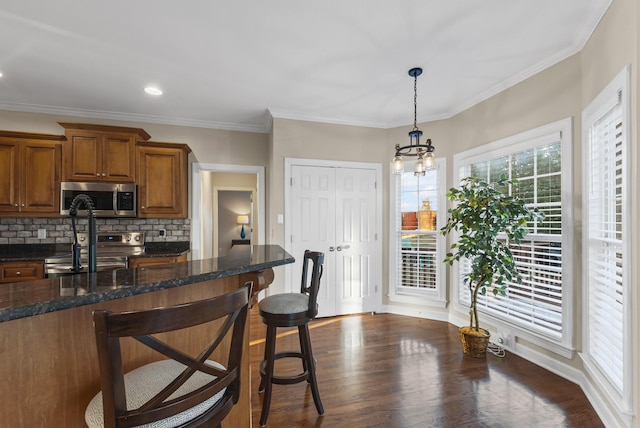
0;245;294;323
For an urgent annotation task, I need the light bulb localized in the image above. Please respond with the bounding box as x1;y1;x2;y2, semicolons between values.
393;155;404;175
424;152;435;169
414;155;426;176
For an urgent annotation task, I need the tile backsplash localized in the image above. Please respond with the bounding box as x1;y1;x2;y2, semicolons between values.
0;218;190;245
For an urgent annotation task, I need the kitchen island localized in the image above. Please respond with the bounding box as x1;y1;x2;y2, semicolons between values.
0;245;293;427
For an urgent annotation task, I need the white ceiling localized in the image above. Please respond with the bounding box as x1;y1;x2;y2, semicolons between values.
0;0;611;133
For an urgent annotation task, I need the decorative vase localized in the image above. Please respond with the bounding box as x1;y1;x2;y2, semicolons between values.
459;326;490;358
240;225;246;239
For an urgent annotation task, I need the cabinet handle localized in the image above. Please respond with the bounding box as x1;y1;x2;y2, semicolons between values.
102;173;106;177
96;173;100;177
20;204;25;207
141;206;145;209
14;204;18;207
15;272;21;275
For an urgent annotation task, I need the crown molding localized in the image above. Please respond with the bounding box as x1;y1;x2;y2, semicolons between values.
0;101;269;134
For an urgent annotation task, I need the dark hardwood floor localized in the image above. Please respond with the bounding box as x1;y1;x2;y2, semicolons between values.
248;309;603;428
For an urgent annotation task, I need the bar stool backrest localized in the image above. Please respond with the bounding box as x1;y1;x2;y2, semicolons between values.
91;285;250;428
300;250;324;319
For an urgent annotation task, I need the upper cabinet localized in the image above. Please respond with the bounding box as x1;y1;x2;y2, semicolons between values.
60;123;151;182
0;131;64;216
137;141;191;218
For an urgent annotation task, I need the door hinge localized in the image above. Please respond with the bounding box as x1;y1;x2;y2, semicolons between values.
375;233;378;240
290;177;293;186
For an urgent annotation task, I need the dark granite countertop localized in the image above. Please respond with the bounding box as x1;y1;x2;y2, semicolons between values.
0;243;69;262
0;245;293;323
0;242;191;262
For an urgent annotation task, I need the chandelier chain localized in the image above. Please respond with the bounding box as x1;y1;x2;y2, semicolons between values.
413;73;418;131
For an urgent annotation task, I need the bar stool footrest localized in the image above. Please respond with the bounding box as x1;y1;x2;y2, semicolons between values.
260;351;317;385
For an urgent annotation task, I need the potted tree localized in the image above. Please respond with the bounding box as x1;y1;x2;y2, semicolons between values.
440;175;542;357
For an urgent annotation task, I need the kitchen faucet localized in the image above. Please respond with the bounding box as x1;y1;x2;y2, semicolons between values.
69;194;97;273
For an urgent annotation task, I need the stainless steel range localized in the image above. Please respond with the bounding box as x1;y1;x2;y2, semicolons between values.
45;232;145;277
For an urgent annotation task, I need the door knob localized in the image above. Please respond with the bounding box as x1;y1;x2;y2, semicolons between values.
329;246;335;252
336;246;342;251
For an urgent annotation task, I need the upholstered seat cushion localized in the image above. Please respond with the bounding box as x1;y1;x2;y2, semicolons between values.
259;293;308;315
85;359;226;428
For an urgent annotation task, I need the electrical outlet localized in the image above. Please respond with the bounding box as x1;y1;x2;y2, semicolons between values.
492;330;513;349
500;332;515;349
37;229;46;239
159;229;166;237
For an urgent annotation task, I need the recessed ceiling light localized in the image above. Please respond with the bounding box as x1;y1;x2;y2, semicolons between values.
0;72;3;78
144;87;163;96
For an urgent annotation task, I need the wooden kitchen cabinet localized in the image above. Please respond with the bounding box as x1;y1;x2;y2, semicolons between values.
60;123;151;182
137;141;191;218
0;131;64;216
128;253;188;268
0;261;44;283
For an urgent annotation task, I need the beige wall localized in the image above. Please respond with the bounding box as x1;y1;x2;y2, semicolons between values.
268;118;391;292
436;0;636;425
266;1;638;424
0;109;269;226
442;55;583;349
0;110;269;167
581;0;639;425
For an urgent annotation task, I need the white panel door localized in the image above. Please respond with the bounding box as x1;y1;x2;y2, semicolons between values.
334;167;377;315
290;164;377;317
290;165;337;315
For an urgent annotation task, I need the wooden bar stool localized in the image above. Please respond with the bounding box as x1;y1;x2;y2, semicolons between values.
85;285;250;428
257;250;325;427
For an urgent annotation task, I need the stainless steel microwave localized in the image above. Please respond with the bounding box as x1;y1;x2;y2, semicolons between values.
60;182;136;217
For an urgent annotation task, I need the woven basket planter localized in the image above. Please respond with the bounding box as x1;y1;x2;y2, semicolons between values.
459;326;490;358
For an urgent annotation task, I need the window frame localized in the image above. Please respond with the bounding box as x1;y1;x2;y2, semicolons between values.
451;118;574;357
389;157;447;307
581;65;632;416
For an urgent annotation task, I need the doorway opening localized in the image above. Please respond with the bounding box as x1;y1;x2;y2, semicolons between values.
217;190;253;256
191;163;265;260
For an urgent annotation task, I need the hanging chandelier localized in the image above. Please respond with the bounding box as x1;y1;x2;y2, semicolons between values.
392;67;435;176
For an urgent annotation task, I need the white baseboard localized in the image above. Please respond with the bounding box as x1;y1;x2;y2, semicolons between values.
381;303;449;322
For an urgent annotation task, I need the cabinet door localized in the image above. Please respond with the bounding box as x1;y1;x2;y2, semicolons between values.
102;134;136;182
21;141;62;213
0;262;44;283
138;146;187;218
0;141;20;212
64;132;101;181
